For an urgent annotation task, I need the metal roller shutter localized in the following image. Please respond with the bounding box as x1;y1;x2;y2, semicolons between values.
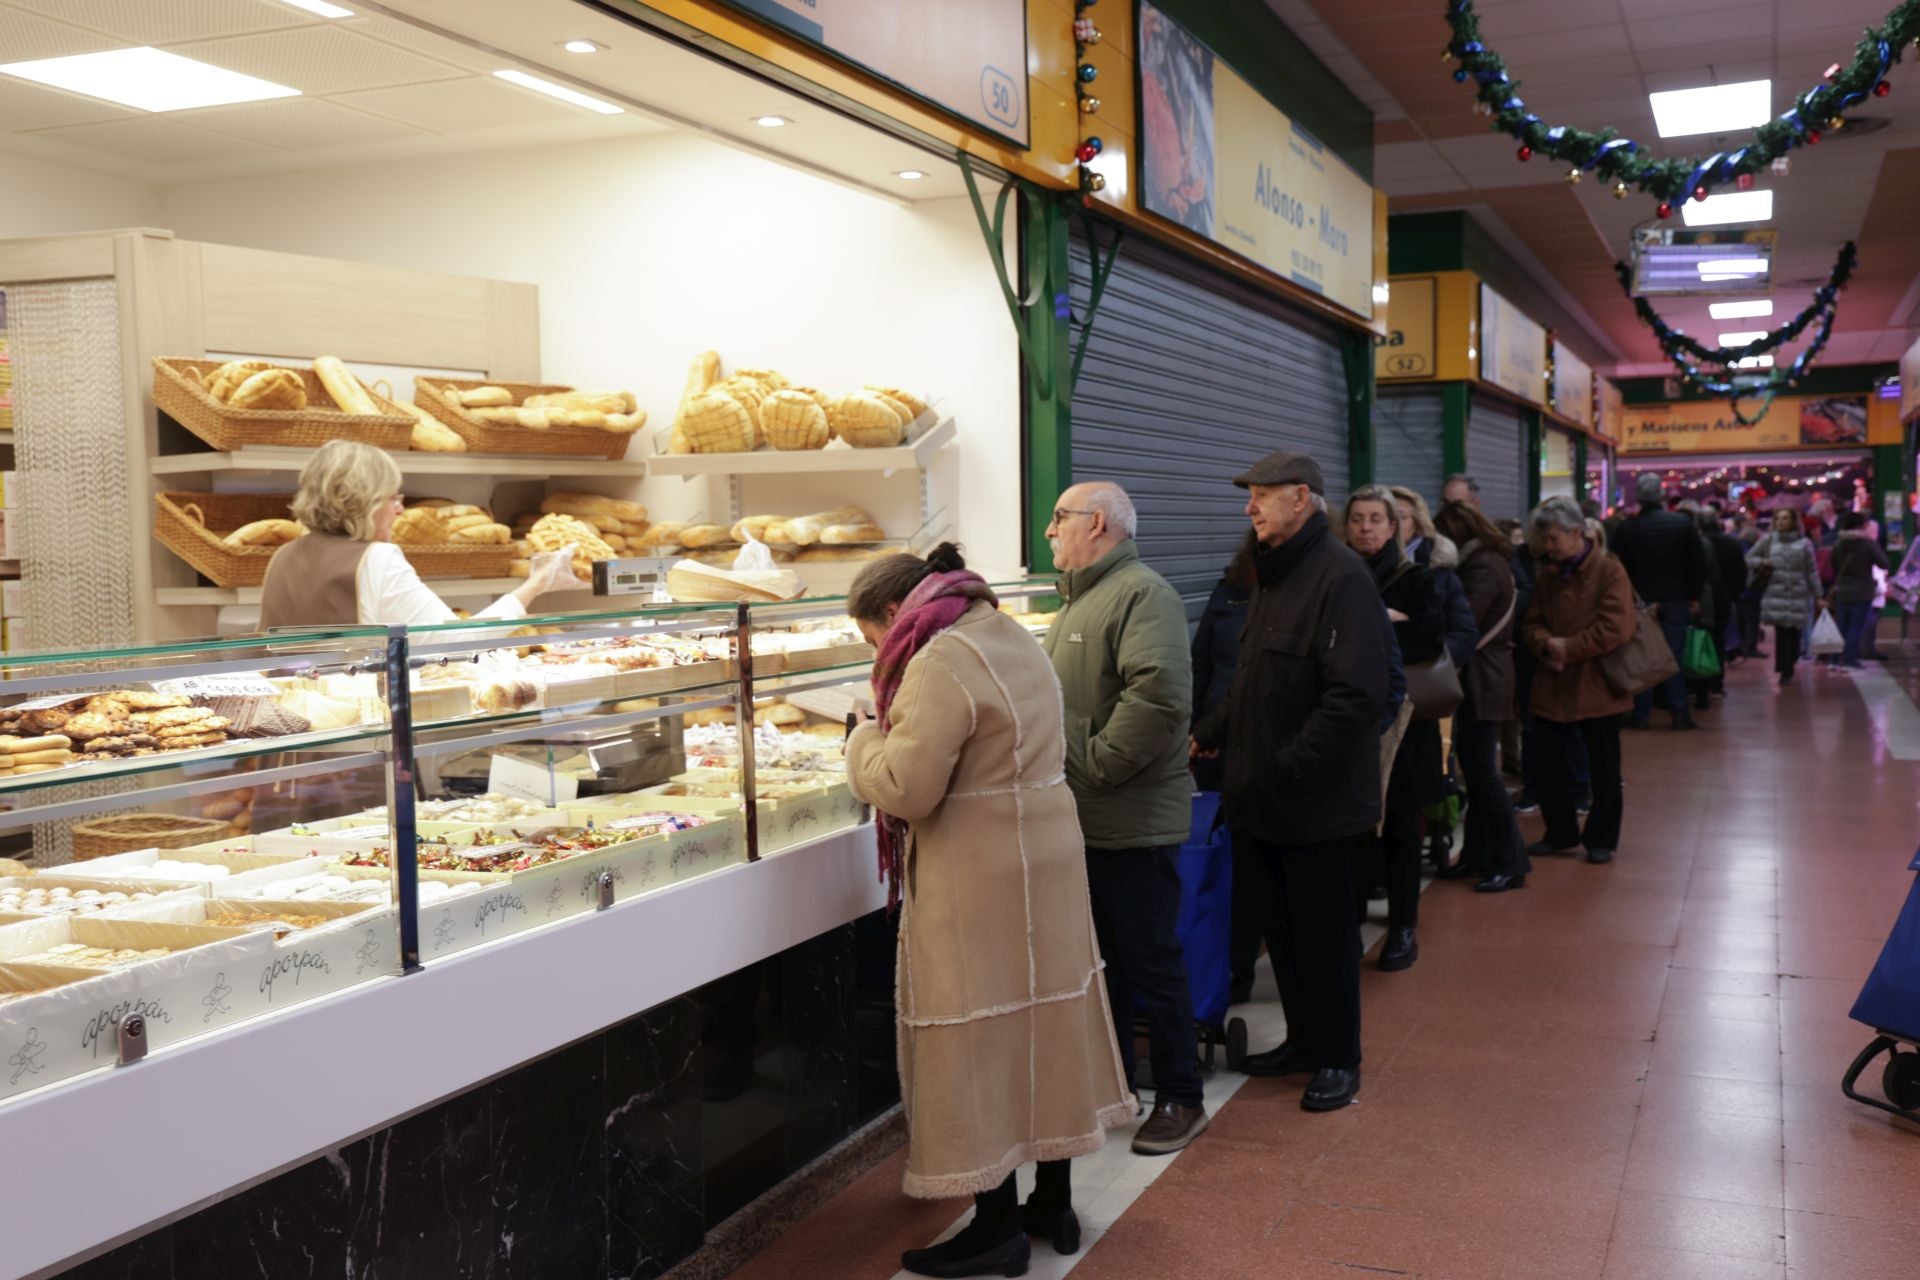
1373;385;1445;504
1068;225;1351;619
1467;393;1529;521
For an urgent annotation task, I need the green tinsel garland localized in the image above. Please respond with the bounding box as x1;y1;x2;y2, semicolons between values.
1445;1;1919;209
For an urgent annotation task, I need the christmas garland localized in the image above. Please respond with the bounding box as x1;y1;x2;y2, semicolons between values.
1613;243;1854;423
1445;1;1919;213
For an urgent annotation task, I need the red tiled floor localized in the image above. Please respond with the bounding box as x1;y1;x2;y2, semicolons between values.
718;655;1920;1280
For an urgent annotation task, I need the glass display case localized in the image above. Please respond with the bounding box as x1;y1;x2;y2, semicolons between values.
0;581;1062;1108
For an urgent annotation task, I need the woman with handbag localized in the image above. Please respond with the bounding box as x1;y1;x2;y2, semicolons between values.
1522;497;1637;866
1435;500;1530;893
1345;485;1451;971
1746;508;1823;686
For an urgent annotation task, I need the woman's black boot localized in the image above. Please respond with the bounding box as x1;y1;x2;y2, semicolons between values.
902;1174;1030;1277
1021;1159;1081;1255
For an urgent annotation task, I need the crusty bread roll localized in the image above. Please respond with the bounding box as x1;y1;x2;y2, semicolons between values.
677;524;732;549
789;385;831;411
601;411;646;435
391;508;447;545
668;351;722;454
396;399;465;452
206;360;275;403
866;385;931;420
524;391;636;415
229;368;308;412
869;390;917;430
730;514;789;545
527;513;616;578
450;522;511;545
549;409;608;429
223;518;305;548
616;519;651;537
827;392;905;448
631;522;687;550
819;523;887;545
760;390;830;451
602;533;627;552
443;513;493;535
432;503;489;518
736;367;791;391
714;376;768;428
776;504;870;547
679;392;755;453
541;492;648;523
455;385;514;408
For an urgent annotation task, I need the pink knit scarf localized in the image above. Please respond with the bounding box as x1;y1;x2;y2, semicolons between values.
869;570;998;909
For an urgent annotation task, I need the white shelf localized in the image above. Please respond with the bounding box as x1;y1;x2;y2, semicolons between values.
647;415;955;478
157;578;603;606
150;448;648;479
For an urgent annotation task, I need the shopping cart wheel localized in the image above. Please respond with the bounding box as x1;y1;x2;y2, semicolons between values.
1225;1017;1248;1072
1885;1050;1920;1111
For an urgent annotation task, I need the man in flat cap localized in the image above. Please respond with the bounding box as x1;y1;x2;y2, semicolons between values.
1191;451;1391;1112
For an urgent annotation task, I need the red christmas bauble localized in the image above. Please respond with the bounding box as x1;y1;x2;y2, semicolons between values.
1656;202;1673;220
1694;185;1709;201
1516;145;1532;162
1806;130;1822;145
1874;81;1891;97
1075;142;1097;163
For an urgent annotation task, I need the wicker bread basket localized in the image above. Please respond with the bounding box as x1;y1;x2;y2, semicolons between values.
154;491;516;588
153;358;415;452
72;813;232;861
414;377;634;461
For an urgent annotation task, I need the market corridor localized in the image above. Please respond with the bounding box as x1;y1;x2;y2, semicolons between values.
723;653;1920;1280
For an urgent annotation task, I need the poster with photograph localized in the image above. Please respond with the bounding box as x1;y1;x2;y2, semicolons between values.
1139;4;1215;238
1799;397;1868;445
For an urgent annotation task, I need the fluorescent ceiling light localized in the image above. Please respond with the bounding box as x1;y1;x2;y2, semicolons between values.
894;169;927;180
1698;258;1768;275
1699;272;1758;282
0;47;299;112
1680;189;1773;228
562;40;601;54
1649;79;1770;139
1735;355;1775;369
1718;331;1768;346
753;114;792;127
493;69;622;115
1710;299;1774;320
279;0;353;16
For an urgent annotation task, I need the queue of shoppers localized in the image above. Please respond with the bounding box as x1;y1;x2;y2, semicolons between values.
846;445;1896;1279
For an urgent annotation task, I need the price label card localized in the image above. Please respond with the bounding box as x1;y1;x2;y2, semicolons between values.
155;674;279;699
487;754;579;806
3;692;85;712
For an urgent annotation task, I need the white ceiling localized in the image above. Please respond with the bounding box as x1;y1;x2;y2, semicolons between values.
1272;0;1920;374
0;0;964;201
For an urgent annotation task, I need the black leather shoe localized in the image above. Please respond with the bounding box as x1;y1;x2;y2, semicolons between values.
1302;1067;1360;1112
1242;1041;1312;1077
1474;872;1526;893
1525;839;1580;857
902;1231;1030;1277
1378;926;1418;972
1433;860;1480;881
1585;847;1615;864
1020;1202;1080;1256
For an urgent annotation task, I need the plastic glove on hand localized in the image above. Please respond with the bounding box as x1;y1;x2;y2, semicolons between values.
527;548;589;595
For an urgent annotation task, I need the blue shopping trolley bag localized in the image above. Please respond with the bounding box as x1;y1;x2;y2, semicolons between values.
1842;845;1920;1121
1174;790;1233;1030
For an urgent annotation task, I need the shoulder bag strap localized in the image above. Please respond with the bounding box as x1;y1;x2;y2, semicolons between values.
1475;588;1517;651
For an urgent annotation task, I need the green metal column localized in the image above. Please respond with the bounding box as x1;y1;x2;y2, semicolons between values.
1573;433;1590;504
1525;410;1544;510
1441;382;1471;477
1342;331;1377;488
1023;192;1074;574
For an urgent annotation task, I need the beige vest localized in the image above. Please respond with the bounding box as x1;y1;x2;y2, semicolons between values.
259;534;370;630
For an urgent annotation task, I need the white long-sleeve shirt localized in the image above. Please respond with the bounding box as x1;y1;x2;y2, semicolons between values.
355;542;527;626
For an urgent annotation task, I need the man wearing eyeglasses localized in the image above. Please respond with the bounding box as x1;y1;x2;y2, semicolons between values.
1040;482;1208;1157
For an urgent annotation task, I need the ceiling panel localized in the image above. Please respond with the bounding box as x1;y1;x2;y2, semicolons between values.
0;74;138;131
333;76;587;133
172;96;432;150
25;115;278;165
171;26;471;95
7;0;311;44
0;5;127;62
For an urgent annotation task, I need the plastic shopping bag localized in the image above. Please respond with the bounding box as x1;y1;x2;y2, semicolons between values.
1809;608;1845;656
1682;626;1722;679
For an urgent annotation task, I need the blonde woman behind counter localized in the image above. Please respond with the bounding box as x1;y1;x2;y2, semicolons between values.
258;440;583;629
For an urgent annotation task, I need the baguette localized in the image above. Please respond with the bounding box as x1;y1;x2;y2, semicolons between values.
779;504;870;547
677;524;732;549
730;514;789;545
455;385;514;408
394;397;466;452
0;735;73;754
819;523;887;545
541;492;648;523
223;518;305;548
524;391;636;415
313;356;379;416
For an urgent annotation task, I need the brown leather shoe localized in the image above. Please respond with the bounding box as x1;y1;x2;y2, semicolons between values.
1130;1099;1209;1156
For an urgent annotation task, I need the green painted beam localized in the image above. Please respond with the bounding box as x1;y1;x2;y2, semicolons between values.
1024;191;1073;575
1441;382;1471;477
1342;329;1376;488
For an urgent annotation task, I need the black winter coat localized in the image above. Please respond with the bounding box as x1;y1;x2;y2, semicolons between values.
1190;576;1251;793
1613;508;1708;604
1192;514;1393;847
1370;542;1450;813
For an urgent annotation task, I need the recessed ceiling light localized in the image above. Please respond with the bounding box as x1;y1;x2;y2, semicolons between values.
1735;355;1776;369
0;47;299;112
894;169;927;180
1649;79;1771;139
753;114;792;128
1718;331;1768;346
1710;299;1774;320
493;69;622;115
1698;273;1754;283
562;40;601;54
279;0;353;16
1680;189;1773;228
1697;258;1768;276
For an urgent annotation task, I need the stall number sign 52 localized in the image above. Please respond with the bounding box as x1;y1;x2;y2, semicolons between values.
1375;328;1429;377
